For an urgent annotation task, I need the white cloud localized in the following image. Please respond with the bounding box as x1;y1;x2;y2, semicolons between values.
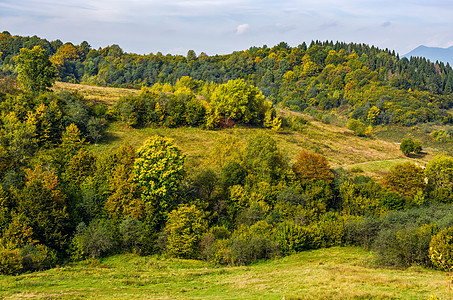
236;24;250;35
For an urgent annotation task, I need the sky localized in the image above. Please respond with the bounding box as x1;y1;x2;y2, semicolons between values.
1;0;453;56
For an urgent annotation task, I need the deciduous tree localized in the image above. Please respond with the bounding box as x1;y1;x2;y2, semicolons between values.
133;136;185;227
15;46;55;92
292;150;333;184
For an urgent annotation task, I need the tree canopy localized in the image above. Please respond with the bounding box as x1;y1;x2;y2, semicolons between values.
14;46;55;92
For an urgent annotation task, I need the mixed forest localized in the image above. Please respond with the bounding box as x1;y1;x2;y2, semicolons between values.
1;31;453;283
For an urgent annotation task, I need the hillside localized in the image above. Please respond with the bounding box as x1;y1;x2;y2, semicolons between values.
53;81;430;178
2;37;453;300
0;247;448;299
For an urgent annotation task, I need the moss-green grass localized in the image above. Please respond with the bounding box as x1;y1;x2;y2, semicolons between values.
0;247;447;299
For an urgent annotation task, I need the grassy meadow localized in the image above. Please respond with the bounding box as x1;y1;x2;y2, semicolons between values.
0;247;449;299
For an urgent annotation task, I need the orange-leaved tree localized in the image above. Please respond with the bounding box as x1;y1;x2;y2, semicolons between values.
292;150;333;185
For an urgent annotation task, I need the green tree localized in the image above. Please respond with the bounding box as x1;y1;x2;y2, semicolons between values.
71;219;115;259
62;148;96;185
15;46;56;92
59;124;87;161
400;137;422;156
133;136;185;227
347;119;366;136
0;112;37;165
165;204;208;259
14;166;69;250
105;143;143;221
210;79;266;125
425;155;453;189
367;106;380;125
243;133;286;182
383;162;426;202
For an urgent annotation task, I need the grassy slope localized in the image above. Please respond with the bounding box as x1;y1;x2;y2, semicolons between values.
54;82;437;179
0;247;448;299
93;119;426;180
53;82;140;106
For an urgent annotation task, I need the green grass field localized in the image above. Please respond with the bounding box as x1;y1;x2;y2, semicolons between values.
0;247;449;299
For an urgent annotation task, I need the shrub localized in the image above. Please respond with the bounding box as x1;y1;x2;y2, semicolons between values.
228;221;279;265
229;236;278;266
71;219;116;260
207;239;230;265
375;224;438;268
315;213;345;248
0;247;22;275
221;161;247;188
343;216;381;249
276;186;307;206
347;119;366;136
400;137;422;156
430;226;453;269
119;218;146;254
199;226;231;264
165;204;208;259
274;222;310;255
20;243;57;272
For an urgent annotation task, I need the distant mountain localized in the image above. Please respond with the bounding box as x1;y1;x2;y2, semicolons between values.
403;45;453;66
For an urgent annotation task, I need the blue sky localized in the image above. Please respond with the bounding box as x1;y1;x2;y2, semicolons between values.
1;0;453;56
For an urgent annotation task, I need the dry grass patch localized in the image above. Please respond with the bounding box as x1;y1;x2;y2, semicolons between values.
53;82;139;106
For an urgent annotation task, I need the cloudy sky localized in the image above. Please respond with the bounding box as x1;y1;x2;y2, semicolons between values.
1;0;453;56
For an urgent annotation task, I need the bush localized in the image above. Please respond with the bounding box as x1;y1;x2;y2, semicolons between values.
343;216;381;249
400;137;422;156
430;226;453;269
71;219;116;260
229;236;278;266
276;187;307;206
314;214;345;248
205;238;231;265
221;161;247;188
20;243;57;272
199;226;231;264
119;218;146;254
274;222;310;255
165;204;208;259
0;247;22;275
374;224;438;268
228;221;279;265
347;119;366;136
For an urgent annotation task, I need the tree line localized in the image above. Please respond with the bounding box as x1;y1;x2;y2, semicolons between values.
1;32;453;128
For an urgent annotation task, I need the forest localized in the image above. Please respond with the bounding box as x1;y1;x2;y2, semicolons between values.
0;33;453;280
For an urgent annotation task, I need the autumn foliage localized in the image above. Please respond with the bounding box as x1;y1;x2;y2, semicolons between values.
292;151;333;184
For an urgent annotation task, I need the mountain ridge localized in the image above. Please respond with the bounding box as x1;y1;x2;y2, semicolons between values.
403;45;453;65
